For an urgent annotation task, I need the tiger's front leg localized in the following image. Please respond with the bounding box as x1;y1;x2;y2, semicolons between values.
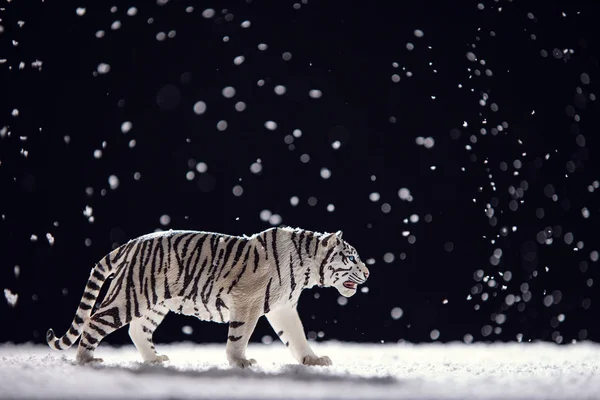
226;303;261;368
266;306;332;366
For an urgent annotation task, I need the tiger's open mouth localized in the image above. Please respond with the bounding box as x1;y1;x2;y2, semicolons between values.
343;281;357;290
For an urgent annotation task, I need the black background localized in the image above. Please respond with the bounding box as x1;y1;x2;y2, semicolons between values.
1;0;599;347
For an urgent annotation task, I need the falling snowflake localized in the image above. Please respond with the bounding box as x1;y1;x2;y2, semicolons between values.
4;289;18;307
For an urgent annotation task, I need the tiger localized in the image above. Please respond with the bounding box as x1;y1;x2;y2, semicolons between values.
46;226;369;367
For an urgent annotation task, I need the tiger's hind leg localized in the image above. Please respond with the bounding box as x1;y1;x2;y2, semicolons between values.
76;304;130;364
129;303;170;363
76;294;153;364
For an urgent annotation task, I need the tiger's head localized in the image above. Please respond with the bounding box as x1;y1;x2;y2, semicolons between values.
318;230;369;298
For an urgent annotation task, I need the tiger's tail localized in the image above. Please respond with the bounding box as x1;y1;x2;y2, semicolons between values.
46;255;114;350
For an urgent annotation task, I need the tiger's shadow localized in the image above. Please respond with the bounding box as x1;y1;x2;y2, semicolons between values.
85;360;397;385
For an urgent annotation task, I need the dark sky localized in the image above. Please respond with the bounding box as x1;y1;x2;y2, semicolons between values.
1;0;599;346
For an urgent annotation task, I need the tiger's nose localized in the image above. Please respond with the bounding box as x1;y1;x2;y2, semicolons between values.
363;268;370;280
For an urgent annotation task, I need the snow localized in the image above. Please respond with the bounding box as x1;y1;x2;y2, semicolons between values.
235;101;246;112
202;9;215;19
3;289;18;307
1;342;599;399
97;63;111;74
308;89;322;98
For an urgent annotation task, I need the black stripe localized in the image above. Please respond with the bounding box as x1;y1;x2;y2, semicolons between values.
256;235;267;259
213;245;226;277
96;262;105;273
272;228;282;285
143;276;150;310
105;253;113;273
330;266;352;277
223;239;248;279
89;323;107;336
180;235;206;297
298;230;305;264
108;241;136;276
288;252;297;299
102;240;137;307
173;234;193;282
190;257;208;305
305;233;313;257
227;246;251;294
216;237;238;280
201;262;217;305
319;247;336;286
112;241;133;264
298;231;308;260
228;335;242;342
79;302;92;311
172;233;186;259
93;306;122;329
80;342;95;351
83;332;98;345
231;239;248;268
92;269;104;282
87;280;101;291
137;241;149;294
230;321;245;328
286;342;289;347
74;314;84;325
141;240;154;268
291;231;304;267
157;236;165;276
180;233;195;261
209;235;219;266
150;238;161;305
163;236;172;299
303;265;311;288
200;240;217;303
141;239;155;298
100;263;126;307
201;243;224;304
216;296;228;323
202;301;213;321
277;330;284;336
68;325;79;337
125;242;143;322
82;291;96;301
62;336;72;347
264;278;272;314
253;246;260;273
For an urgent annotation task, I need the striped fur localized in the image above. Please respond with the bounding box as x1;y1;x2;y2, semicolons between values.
46;227;369;366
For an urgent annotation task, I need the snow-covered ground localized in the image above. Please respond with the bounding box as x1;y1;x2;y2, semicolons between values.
1;341;599;399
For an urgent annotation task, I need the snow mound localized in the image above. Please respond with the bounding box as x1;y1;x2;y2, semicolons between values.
0;341;599;399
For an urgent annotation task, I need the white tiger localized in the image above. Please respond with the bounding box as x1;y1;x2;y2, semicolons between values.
47;226;369;367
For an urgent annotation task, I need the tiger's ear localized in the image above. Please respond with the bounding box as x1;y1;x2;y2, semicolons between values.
335;230;343;239
321;232;336;248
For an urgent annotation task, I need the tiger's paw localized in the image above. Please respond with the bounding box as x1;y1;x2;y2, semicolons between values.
229;357;257;369
302;355;333;367
78;357;104;365
146;354;170;364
